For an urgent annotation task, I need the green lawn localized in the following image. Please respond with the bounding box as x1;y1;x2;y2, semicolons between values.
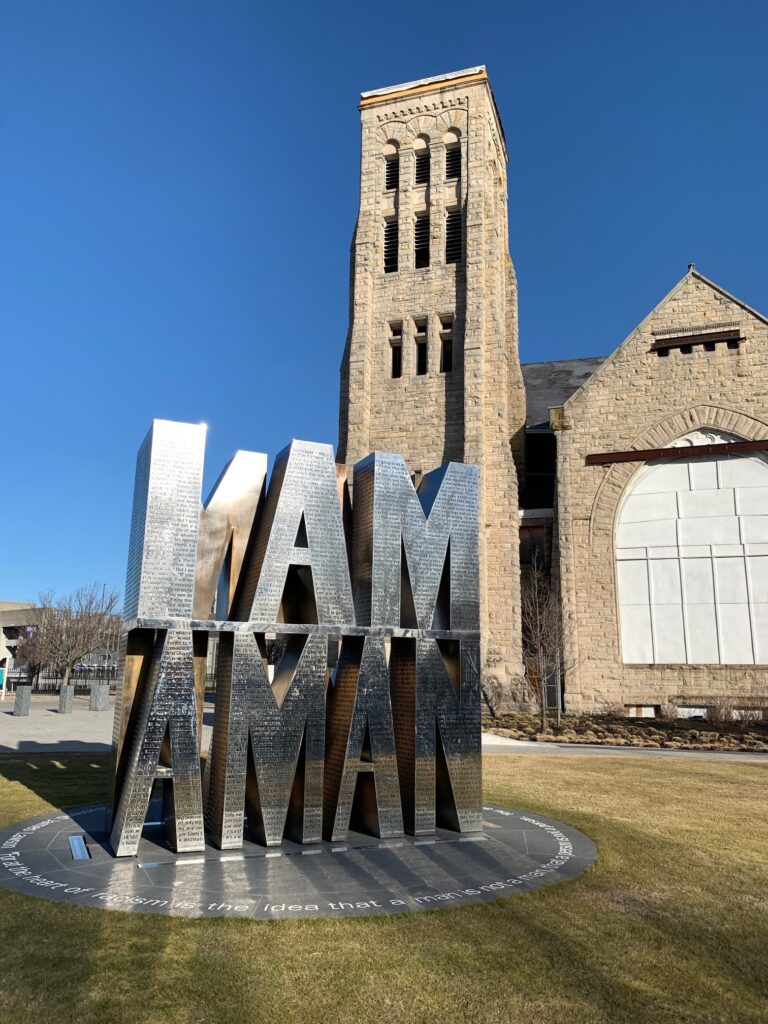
0;752;765;1024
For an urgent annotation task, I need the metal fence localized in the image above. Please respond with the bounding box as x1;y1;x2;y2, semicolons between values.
7;665;217;694
6;666;119;695
6;635;221;694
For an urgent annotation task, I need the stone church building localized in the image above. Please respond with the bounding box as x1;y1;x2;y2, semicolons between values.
338;66;768;716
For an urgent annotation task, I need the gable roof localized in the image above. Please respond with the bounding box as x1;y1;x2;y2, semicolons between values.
519;269;767;432
521;357;606;429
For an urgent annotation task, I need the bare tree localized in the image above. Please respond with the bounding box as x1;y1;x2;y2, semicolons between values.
465;643;497;721
521;552;572;732
34;585;120;689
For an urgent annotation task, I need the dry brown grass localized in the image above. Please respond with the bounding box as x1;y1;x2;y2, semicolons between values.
0;752;765;1024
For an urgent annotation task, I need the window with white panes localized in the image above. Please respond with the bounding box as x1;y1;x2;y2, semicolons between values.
615;432;768;664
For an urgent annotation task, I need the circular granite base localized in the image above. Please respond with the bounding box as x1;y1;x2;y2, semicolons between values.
0;804;596;919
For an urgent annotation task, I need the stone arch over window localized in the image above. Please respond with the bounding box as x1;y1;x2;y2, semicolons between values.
405;115;436;141
614;429;768;664
589;405;768;546
433;109;467;139
374;121;408;149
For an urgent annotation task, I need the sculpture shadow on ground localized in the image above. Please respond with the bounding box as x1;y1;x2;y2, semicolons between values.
0;748;112;814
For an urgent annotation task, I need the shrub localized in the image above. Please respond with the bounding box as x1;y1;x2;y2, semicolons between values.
707;699;736;725
657;701;678;722
735;709;762;726
600;702;627;719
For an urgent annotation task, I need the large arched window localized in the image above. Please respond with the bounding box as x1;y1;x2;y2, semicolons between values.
615;430;768;664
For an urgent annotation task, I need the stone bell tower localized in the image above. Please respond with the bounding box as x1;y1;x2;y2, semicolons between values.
338;67;525;704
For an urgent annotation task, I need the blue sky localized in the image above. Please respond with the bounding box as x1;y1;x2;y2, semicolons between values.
2;0;766;602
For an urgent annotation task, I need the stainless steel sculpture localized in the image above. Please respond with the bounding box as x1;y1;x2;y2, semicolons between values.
111;420;481;857
324;636;404;841
111;628;205;856
351;454;482;835
206;631;327;848
237;440;354;625
194;450;267;619
350;454;480;630
122;420;207;623
392;637;482;834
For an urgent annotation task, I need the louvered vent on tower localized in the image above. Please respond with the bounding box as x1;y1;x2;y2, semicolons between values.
415;151;430;185
445;146;460;180
385;156;399;191
414;215;430;269
384;220;399;273
445;211;462;265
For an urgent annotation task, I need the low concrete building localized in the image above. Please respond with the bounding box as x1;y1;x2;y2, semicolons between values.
0;602;38;684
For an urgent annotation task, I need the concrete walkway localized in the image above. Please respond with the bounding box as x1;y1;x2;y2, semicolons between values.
0;695;765;762
0;695;214;754
0;694;115;753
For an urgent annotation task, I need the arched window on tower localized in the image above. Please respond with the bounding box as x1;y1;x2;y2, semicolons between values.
615;430;768;665
414;136;430;186
384;142;399;191
444;130;461;180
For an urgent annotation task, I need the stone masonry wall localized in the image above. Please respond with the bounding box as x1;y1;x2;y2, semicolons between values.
338;71;526;705
555;269;768;712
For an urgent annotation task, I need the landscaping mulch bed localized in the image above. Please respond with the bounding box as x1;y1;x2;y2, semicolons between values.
483;712;768;752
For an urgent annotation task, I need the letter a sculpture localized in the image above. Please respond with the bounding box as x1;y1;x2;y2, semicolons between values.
110;420;481;857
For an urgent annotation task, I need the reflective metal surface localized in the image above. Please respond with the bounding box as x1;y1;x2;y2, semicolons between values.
206;631;327;848
111;420;483;858
391;637;482;835
112;421;209;856
238;440;354;625
110;628;205;857
324;636;404;841
350;454;479;630
123;420;206;621
194;450;267;620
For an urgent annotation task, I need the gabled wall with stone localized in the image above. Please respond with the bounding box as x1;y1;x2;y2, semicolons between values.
554;268;768;712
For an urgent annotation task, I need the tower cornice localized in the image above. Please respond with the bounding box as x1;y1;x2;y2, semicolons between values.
359;67;507;161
